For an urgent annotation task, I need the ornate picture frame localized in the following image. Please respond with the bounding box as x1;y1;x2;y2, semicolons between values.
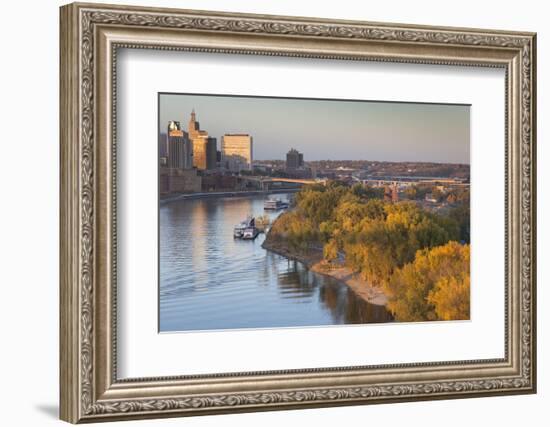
60;2;536;423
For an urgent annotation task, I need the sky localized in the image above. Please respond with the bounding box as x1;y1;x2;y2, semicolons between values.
159;93;470;164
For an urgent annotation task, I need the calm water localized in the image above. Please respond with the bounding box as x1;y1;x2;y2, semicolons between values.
159;193;392;332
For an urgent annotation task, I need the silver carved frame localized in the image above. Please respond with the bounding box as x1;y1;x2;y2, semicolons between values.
59;2;537;423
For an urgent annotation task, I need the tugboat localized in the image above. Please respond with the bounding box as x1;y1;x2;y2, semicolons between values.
233;216;256;239
264;198;289;210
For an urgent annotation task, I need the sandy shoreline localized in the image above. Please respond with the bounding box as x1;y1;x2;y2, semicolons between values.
262;240;388;306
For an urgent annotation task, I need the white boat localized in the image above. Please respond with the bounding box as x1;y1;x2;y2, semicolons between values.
233;217;255;238
242;227;260;240
233;224;246;238
264;198;289;210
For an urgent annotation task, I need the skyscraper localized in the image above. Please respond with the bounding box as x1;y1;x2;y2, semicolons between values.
286;148;304;170
221;134;253;172
188;110;217;170
191;137;217;170
166;121;192;169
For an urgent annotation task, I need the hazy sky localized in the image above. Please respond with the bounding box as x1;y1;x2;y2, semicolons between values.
159;93;470;164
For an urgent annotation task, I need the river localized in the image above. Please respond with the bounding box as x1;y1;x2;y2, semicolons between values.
160;193;392;332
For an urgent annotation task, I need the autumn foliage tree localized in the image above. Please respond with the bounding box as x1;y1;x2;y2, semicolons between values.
386;241;470;321
267;210;316;251
323;239;339;263
265;182;470;322
342;201;460;287
428;275;470;321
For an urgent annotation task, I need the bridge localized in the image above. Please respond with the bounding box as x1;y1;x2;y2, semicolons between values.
360;176;470;188
239;176;326;190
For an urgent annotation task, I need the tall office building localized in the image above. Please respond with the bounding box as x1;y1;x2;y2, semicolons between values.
286;148;304;169
188;110;217;170
192;137;217;170
222;134;253;172
166;121;192;169
285;148;313;178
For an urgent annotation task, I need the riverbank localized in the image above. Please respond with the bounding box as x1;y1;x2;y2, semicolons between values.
261;239;389;306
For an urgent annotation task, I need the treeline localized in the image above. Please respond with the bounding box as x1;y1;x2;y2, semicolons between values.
266;182;470;321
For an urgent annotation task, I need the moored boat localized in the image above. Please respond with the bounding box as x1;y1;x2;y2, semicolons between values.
242;227;260;240
264;198;289;210
233;216;256;238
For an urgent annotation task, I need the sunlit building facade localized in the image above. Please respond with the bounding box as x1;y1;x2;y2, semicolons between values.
221;134;253;172
188;110;217;170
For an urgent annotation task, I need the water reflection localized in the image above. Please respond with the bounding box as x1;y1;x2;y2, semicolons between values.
160;193;392;332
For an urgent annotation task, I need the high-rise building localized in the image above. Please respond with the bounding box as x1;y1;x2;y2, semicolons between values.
222;134;253;172
158;132;168;158
285;148;313;178
192;137;217;170
166;121;192;169
286;148;304;169
188;109;207;139
188;110;217;170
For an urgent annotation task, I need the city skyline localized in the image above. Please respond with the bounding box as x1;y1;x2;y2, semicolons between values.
159;93;470;164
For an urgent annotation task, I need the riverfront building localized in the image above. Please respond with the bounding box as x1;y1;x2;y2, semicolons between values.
188;110;217;170
166;121;193;169
221;134;253;172
161;120;202;195
160;167;202;195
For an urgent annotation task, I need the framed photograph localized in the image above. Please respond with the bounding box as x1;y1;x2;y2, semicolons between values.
60;2;537;423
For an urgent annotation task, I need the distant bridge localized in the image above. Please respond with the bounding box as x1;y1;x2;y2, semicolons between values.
360;177;470;188
239;176;326;190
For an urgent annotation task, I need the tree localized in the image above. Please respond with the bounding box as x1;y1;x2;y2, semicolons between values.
404;184;429;200
448;202;470;243
337;201;460;287
323;239;339;263
294;185;346;226
334;197;368;233
404;185;418;200
350;183;384;200
319;220;337;243
428;275;470;321
386;241;470;322
265;185;469;322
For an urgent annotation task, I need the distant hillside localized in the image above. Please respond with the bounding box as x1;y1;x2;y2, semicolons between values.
254;159;470;179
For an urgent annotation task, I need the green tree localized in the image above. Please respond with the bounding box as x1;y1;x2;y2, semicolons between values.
404;184;429;200
350;183;384;200
448;202;470;243
294;185;346;226
267;211;316;251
